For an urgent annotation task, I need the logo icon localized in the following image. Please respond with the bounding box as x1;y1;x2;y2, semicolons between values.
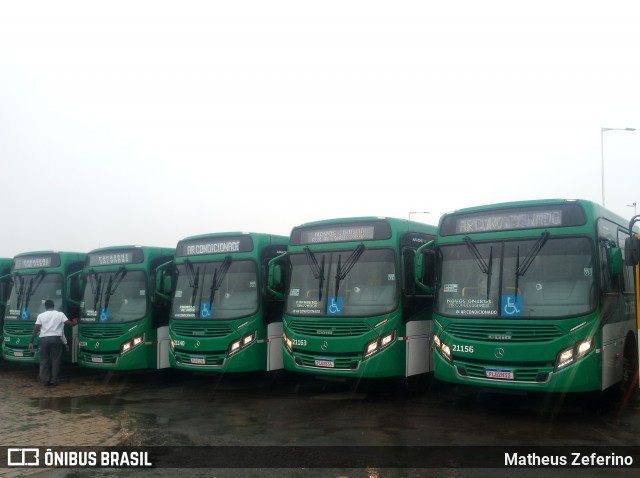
7;448;40;467
494;348;505;359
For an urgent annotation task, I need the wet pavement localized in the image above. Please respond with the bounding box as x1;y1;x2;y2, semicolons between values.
1;359;640;478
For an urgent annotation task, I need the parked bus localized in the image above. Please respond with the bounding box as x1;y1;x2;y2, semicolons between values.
0;258;13;344
169;232;287;373
78;245;174;370
624;214;640;394
417;199;638;393
269;217;437;380
2;251;85;363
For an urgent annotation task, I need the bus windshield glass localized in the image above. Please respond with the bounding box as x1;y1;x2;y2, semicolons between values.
171;259;258;320
5;273;64;321
436;237;596;319
285;248;397;317
82;270;147;323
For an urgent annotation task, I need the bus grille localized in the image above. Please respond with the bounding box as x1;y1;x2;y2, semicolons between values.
295;351;361;370
80;325;127;339
288;320;370;337
447;323;564;343
173;351;225;366
458;363;550;383
171;323;234;338
79;352;118;364
4;323;34;335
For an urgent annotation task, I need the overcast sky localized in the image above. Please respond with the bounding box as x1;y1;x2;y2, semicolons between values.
1;0;639;258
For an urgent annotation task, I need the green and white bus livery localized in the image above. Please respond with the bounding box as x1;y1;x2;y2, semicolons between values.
78;245;175;370
169;232;287;373
2;251;85;363
271;217;437;380
420;199;638;393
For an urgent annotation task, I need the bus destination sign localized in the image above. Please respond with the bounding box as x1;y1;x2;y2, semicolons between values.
300;226;376;244
88;249;144;267
456;210;563;234
176;236;254;257
14;254;59;270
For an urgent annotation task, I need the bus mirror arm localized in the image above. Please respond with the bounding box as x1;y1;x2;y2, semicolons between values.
65;269;84;306
267;253;288;300
414;240;435;295
154;259;175;301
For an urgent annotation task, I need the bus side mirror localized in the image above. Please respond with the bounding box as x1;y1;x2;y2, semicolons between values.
414;241;435;295
607;247;623;275
625;235;640;266
267;253;287;299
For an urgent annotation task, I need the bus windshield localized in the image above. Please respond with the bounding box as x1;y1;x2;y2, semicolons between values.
285;248;397;317
5;273;64;321
171;259;258;320
82;270;147;323
436;236;596;319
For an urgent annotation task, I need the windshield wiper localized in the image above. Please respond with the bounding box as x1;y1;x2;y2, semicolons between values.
463;237;493;299
184;260;201;306
334;244;365;297
514;231;550;300
23;270;46;311
304;247;325;302
14;274;25;311
208;256;233;307
104;268;127;310
88;270;103;311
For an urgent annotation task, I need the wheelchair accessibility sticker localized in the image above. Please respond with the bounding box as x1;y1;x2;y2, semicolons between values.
20;307;30;320
327;297;343;316
200;302;212;319
99;307;110;322
501;295;522;317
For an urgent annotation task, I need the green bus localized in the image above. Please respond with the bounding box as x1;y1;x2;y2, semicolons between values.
0;258;13;344
624;215;640;395
270;217;437;380
169;232;288;372
419;199;638;393
2;251;86;364
78;245;175;370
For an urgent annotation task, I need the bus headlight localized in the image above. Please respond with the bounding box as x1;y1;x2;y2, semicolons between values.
555;337;594;371
228;331;257;357
363;331;396;359
120;334;145;355
283;332;293;353
434;334;452;363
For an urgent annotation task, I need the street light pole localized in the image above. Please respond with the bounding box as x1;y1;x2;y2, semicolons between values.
628;202;637;216
601;126;635;207
408;211;429;222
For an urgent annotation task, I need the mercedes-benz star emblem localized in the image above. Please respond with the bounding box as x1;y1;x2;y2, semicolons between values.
494;348;505;359
321;341;329;351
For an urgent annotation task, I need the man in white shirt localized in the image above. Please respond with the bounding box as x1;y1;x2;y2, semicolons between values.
28;299;78;386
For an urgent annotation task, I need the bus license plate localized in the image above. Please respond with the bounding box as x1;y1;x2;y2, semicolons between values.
486;369;514;380
14;351;23;357
190;357;205;365
92;357;103;363
315;359;334;368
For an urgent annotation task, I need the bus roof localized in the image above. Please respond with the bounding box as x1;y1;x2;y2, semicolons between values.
292;216;437;233
439;198;631;236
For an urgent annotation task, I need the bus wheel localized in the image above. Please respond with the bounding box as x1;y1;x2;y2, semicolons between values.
619;336;639;405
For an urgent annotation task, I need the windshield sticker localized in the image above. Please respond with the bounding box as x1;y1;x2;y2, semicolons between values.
249;281;257;288
290;288;300;297
139;290;146;296
99;307;110;322
584;268;593;277
326;296;343;316
20;307;30;320
56;289;62;296
444;283;459;293
175;290;183;298
501;295;523;317
388;274;395;282
199;302;212;319
292;300;322;315
446;298;497;316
